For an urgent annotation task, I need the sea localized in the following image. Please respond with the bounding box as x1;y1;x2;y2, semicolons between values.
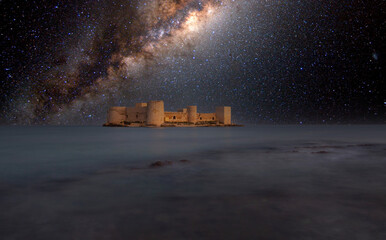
0;125;385;239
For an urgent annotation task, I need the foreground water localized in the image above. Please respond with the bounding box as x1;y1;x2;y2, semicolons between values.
0;125;385;239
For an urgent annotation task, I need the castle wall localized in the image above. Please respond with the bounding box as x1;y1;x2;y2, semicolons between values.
126;106;147;123
216;106;231;125
107;107;127;125
197;113;217;122
135;103;147;108
165;112;188;122
146;100;164;126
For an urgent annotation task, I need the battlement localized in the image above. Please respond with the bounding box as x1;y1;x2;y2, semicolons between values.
104;100;239;127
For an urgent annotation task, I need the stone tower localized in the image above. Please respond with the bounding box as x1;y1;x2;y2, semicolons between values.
216;106;231;125
146;100;165;127
187;106;197;124
107;107;127;125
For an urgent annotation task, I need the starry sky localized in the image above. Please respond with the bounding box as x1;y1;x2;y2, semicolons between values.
1;0;385;125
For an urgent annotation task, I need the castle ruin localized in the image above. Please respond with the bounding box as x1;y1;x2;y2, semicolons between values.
104;100;235;127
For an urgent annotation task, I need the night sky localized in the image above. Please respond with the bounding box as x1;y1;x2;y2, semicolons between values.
1;0;385;125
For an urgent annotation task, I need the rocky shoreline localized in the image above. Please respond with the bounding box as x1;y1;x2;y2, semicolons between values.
103;123;244;127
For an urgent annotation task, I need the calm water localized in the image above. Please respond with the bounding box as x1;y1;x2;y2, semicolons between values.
0;125;385;239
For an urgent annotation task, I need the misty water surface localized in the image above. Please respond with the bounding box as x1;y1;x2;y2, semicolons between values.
0;125;385;239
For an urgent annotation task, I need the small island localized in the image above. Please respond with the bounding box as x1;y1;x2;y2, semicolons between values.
103;100;242;127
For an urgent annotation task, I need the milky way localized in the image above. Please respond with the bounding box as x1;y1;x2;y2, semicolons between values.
27;1;228;123
6;0;236;124
1;0;385;124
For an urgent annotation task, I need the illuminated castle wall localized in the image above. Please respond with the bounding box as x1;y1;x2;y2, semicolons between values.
106;100;231;127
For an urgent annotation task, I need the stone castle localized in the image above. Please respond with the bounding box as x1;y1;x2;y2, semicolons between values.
104;100;234;127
